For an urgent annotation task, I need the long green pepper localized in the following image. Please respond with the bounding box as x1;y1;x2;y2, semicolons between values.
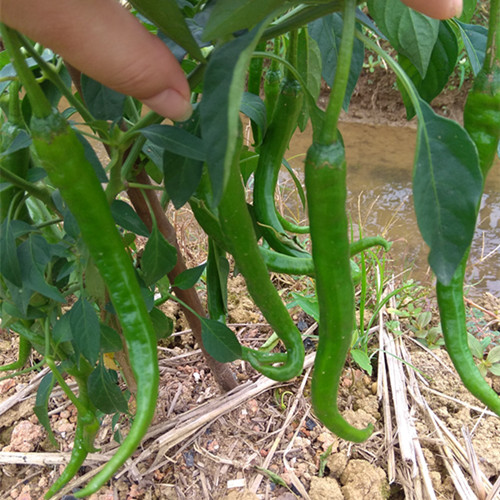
253;33;307;258
0;23;160;497
436;0;500;417
306;0;372;442
218;131;305;381
32;111;159;499
306;141;373;442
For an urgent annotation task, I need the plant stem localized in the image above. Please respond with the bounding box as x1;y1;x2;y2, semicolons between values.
0;24;52;119
263;1;351;41
0;165;57;210
318;0;356;145
285;30;299;80
485;0;500;73
17;33;96;124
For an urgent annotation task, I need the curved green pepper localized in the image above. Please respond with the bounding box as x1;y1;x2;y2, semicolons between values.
306;140;373;442
218;129;305;381
253;77;306;258
436;4;500;417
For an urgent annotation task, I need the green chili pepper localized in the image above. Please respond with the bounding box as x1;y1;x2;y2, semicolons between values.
218;128;305;381
248;40;266;97
436;3;500;417
0;82;31;223
248;40;267;145
1;23;160;495
0;336;31;372
191;195;388;283
261;236;390;279
276;211;309;234
253;77;306;257
306;140;373;442
30;110;159;497
436;254;500;417
305;0;371;442
263;39;282;123
463;66;500;177
45;373;99;499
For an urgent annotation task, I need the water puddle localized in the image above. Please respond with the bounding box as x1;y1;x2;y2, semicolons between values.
283;122;500;297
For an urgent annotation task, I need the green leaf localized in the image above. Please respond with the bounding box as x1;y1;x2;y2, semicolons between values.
455;21;487;76
173;262;206;290
398;21;459;119
413;100;482;285
141;225;177;286
88;363;128;414
52;312;72;345
162;107;205;209
69;298;101;365
130;0;205;61
255;467;289;488
240;92;267;138
487;345;500;364
0;130;31;157
289;293;319;323
75;132;108;183
17;234;65;303
239;147;260;185
111;199;150;237
351;348;373;376
140;124;206;161
367;0;439;77
458;0;477;23
142;140;164;170
467;333;484;360
100;324;123;353
84;258;106;305
308;14;364;110
200;22;272;204
163;149;204;209
7;320;45;353
0;220;22;287
149;307;174;340
201;318;242;362
489;364;500;376
297;28;323;131
206;240;229;322
81;74;126;120
203;0;283;41
34;372;58;447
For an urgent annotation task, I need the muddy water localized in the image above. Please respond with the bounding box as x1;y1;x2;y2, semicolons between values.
284;122;500;297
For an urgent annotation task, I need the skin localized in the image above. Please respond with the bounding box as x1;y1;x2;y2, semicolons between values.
0;0;462;120
0;0;192;121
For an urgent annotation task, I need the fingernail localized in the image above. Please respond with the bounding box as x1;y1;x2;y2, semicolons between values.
143;88;193;121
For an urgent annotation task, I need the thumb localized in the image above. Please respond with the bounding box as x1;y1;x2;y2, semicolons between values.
400;0;463;19
0;0;192;121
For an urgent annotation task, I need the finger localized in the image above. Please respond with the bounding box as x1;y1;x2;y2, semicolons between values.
400;0;463;19
0;0;192;120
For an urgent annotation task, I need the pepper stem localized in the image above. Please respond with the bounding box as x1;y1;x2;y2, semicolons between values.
318;0;356;145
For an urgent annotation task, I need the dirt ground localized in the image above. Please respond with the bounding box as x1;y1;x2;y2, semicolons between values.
0;67;498;500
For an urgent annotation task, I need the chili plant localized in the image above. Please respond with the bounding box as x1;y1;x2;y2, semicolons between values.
0;0;499;496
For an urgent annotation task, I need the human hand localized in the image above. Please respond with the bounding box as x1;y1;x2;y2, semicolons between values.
0;0;463;121
401;0;463;19
0;0;193;121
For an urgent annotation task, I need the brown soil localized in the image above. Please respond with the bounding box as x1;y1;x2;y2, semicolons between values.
0;69;498;500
